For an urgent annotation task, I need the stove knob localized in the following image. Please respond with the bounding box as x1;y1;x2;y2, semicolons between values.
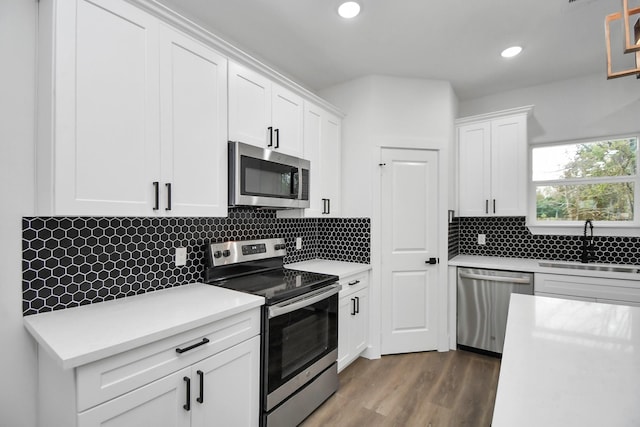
222;250;231;257
213;250;222;259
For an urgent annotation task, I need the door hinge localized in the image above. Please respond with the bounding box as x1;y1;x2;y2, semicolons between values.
426;258;439;265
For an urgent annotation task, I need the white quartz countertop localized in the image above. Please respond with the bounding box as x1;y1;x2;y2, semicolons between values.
286;259;371;278
23;283;264;370
492;294;640;426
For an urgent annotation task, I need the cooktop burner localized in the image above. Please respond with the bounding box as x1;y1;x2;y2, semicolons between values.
203;238;339;305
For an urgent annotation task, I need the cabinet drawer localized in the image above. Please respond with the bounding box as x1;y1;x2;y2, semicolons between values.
339;272;369;298
535;273;640;304
76;308;260;411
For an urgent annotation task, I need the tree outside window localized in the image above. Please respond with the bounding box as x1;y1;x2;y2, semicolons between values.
532;137;638;223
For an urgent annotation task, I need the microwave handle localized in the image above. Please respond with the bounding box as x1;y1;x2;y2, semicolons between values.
297;167;303;200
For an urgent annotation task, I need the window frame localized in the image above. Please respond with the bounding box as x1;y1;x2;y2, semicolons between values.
527;134;640;236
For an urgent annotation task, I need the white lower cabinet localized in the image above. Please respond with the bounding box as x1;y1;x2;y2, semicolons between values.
337;272;369;372
78;336;259;427
37;309;261;427
535;273;640;306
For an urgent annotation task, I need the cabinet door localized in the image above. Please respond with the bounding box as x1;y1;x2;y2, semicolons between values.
490;115;527;216
228;62;272;148
51;0;160;215
351;289;368;355
458;122;491;216
271;84;304;157
159;26;228;217
320;112;342;216
191;336;260;427
78;368;191;427
302;103;325;216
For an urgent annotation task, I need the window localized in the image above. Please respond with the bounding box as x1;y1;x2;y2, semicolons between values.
529;136;639;233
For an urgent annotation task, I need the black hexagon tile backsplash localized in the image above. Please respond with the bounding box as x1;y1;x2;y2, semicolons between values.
22;209;370;315
453;216;640;264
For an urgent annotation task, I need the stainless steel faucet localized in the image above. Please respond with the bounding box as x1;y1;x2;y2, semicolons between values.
580;219;596;263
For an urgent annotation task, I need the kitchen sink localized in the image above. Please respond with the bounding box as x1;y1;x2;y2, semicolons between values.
538;261;640;274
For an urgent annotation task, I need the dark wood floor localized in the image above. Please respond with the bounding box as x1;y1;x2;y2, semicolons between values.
301;350;501;427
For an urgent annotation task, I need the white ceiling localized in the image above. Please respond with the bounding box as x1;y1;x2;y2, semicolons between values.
154;0;626;100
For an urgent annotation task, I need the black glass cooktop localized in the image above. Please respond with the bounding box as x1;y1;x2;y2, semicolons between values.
206;267;338;305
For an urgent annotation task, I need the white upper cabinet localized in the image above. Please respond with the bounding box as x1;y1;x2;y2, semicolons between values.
277;102;342;218
229;61;304;157
37;0;227;217
456;107;532;217
159;25;228;217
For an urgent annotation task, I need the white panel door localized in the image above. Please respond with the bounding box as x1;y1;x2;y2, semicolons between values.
228;62;271;148
491;115;527;216
78;368;191;427
55;0;160;215
458;122;491;216
159;26;228;217
381;148;439;354
271;84;304;157
191;336;260;427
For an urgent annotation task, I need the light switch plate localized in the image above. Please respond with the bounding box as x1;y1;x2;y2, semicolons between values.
175;247;187;266
478;234;486;245
296;237;302;250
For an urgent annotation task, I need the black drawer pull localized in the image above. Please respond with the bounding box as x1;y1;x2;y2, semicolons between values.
348;280;360;286
183;376;191;411
196;370;204;404
176;338;210;354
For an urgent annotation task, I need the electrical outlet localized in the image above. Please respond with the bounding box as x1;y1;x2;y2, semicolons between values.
175;247;187;266
296;237;303;250
478;234;486;245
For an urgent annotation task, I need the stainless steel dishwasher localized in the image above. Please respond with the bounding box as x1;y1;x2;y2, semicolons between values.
457;267;534;354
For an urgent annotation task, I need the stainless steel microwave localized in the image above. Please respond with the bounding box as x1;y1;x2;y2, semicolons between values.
228;141;310;209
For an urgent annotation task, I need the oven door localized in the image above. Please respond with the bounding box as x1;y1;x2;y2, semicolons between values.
264;284;339;411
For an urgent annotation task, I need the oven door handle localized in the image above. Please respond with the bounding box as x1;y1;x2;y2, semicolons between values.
268;284;340;319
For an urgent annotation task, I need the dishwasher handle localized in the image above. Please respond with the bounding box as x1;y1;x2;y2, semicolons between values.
458;271;531;284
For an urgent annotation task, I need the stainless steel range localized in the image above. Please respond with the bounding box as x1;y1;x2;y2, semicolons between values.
204;238;339;427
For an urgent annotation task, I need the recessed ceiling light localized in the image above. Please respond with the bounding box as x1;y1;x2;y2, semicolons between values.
501;46;523;58
338;1;361;19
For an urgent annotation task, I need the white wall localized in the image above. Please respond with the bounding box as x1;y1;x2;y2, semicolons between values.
459;72;640;144
0;1;38;426
319;75;457;355
320;75;457;217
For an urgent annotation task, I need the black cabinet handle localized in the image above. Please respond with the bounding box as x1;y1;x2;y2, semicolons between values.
153;182;159;210
355;296;360;314
275;128;280;148
348;280;360;286
493;199;496;214
196;370;204;404
176;338;210;354
485;199;489;214
183;376;191;411
351;298;356;316
322;198;330;214
268;126;273;147
166;183;172;211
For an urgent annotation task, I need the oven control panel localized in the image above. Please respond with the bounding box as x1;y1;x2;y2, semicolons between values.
242;243;266;255
207;237;286;267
